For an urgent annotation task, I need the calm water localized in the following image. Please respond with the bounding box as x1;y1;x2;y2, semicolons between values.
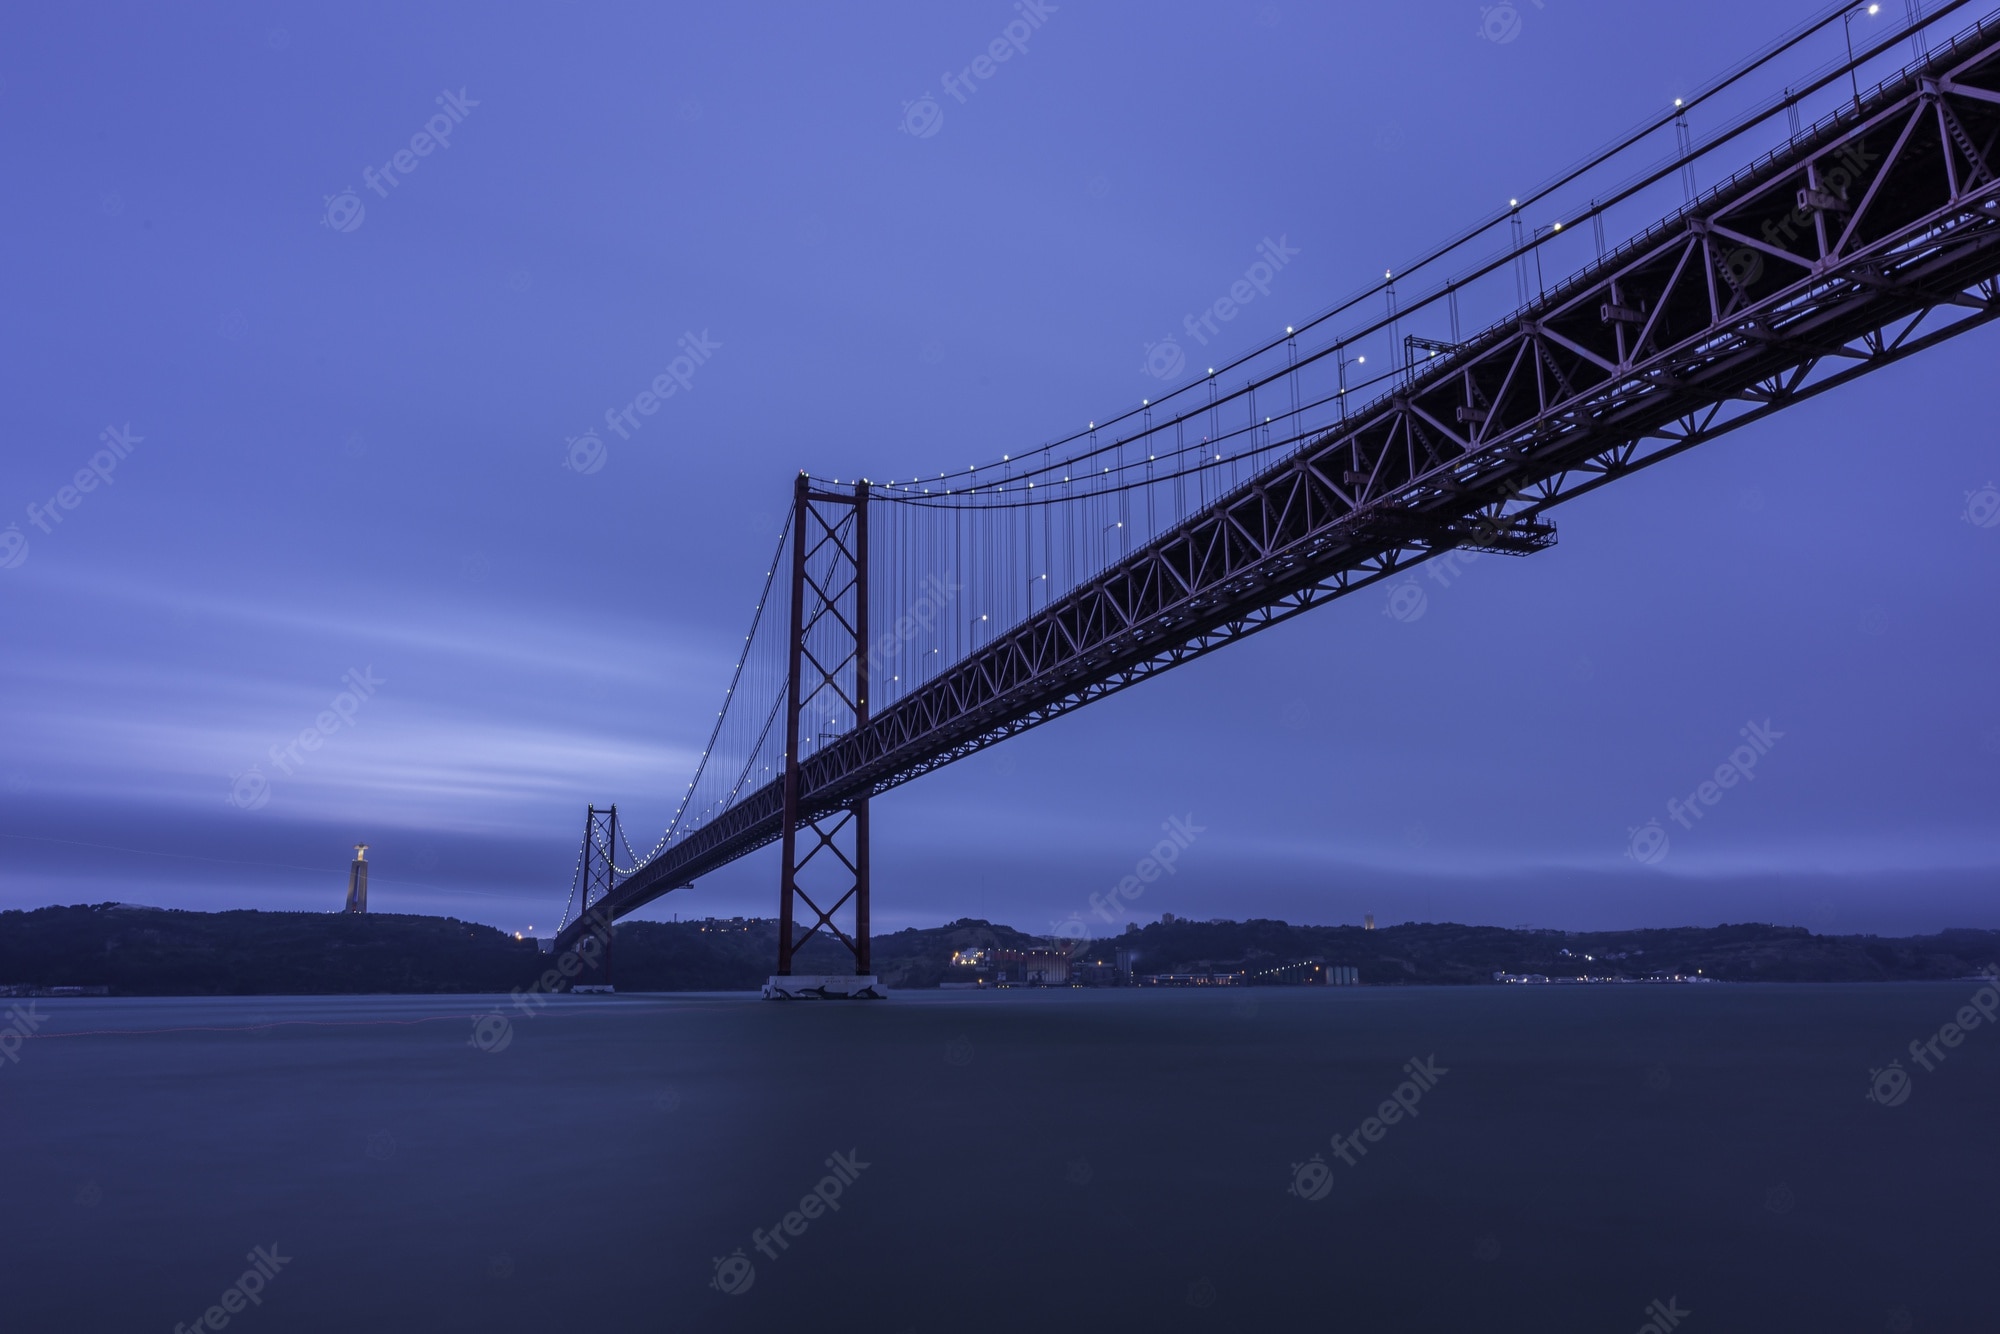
6;983;1996;1331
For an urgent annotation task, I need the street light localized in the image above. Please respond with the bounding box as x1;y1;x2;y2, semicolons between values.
1844;4;1881;109
1028;572;1047;611
1530;222;1564;297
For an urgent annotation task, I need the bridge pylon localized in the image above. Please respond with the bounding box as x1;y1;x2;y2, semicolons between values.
571;803;618;993
768;472;884;999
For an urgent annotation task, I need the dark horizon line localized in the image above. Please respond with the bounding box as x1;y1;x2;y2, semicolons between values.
10;899;1997;946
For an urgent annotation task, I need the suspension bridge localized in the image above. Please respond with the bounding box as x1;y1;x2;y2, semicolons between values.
553;3;2000;993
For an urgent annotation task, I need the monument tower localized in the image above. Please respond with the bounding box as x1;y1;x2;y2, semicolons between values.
344;844;369;914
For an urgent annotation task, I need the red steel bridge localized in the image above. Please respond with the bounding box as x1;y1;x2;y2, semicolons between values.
553;3;2000;983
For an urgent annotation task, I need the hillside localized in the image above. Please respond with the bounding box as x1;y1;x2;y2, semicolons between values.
1091;917;2000;984
1;904;1995;994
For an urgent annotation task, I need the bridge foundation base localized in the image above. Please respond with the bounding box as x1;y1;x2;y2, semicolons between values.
762;975;887;1000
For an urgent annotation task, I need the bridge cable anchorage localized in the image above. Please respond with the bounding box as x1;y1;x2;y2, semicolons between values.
576;0;2000;955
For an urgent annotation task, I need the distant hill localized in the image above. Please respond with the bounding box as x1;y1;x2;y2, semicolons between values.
0;904;540;995
1090;917;2000;985
0;904;1994;994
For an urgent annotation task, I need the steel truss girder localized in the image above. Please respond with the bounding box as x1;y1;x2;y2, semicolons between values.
562;20;2000;944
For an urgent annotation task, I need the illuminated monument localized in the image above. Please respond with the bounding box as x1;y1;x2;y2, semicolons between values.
344;844;369;914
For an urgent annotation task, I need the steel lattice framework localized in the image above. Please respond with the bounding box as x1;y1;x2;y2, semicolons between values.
556;19;2000;950
775;474;873;975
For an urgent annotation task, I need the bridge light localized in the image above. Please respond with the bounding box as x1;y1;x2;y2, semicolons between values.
1552;221;1563;231
1509;198;1518;208
1673;98;1683;107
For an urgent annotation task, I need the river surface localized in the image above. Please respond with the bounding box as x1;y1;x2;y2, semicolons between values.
5;983;1995;1331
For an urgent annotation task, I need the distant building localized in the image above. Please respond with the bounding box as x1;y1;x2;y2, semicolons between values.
344;844;369;914
1071;961;1123;987
1364;914;1375;930
1328;965;1360;985
943;945;993;988
693;916;768;933
1134;971;1246;987
993;948;1070;986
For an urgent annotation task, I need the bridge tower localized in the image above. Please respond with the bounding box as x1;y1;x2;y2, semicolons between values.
767;472;883;999
574;804;619;992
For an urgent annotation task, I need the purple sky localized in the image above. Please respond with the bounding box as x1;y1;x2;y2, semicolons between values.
2;1;1996;940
